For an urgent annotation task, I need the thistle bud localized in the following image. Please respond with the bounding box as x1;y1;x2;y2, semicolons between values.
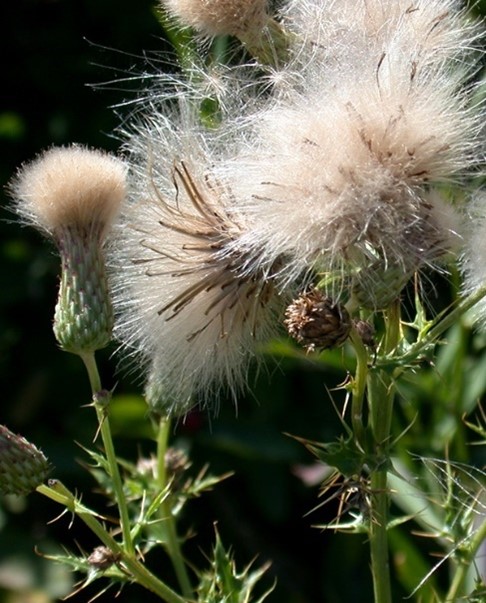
87;546;120;571
0;425;50;496
10;146;127;355
284;290;351;352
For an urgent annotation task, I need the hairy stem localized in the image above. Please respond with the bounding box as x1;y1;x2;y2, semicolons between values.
349;326;368;448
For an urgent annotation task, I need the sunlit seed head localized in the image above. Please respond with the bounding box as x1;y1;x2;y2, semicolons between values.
111;161;286;412
160;0;269;38
11;145;127;241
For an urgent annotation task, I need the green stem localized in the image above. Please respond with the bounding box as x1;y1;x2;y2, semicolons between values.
445;516;486;601
156;418;194;600
80;352;134;556
367;369;393;603
367;303;401;603
369;468;392;603
349;326;368;448
37;482;187;603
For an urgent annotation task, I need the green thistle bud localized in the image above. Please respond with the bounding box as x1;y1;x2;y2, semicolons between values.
53;227;113;354
0;425;50;496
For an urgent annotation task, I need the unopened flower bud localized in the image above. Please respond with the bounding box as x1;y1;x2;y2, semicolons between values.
284;290;351;352
0;425;50;496
87;546;119;571
353;319;376;349
10;146;127;355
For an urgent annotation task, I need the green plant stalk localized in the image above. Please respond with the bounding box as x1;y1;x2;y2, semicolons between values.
445;515;486;601
349;326;368;448
367;303;401;603
367;369;394;603
36;482;187;603
80;352;134;556
156;418;194;600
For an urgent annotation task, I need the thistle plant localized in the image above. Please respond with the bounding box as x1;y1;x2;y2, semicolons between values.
4;0;486;602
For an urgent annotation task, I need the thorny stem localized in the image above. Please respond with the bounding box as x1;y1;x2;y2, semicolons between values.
36;482;187;603
156;417;194;600
367;302;401;603
445;515;486;601
80;352;134;556
377;283;486;368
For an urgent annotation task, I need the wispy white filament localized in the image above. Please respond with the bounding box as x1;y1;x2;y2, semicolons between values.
223;0;483;290
110;102;286;412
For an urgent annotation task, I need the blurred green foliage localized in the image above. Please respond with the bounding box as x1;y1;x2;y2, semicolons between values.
1;1;485;602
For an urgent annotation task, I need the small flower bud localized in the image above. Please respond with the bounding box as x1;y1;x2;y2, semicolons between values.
165;447;189;486
10;146;127;355
0;425;50;496
284;290;351;352
353;319;376;349
87;546;120;571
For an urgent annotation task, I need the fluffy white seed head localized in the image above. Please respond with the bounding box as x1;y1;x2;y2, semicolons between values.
160;0;269;38
223;0;483;293
110;106;287;412
280;0;483;81
11;145;127;241
461;193;486;326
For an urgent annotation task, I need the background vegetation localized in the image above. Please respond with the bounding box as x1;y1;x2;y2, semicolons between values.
1;1;485;602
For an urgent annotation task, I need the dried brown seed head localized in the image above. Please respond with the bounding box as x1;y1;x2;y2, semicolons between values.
284;290;351;352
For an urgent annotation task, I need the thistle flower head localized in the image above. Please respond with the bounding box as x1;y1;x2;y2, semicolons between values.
111;101;287;412
0;425;50;496
11;145;127;242
10;145;127;354
225;0;481;306
281;0;483;81
160;0;269;38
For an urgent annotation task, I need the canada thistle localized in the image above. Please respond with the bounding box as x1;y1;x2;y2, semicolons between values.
10;146;127;355
159;0;289;64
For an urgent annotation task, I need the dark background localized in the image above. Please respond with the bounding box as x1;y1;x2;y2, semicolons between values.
0;1;485;602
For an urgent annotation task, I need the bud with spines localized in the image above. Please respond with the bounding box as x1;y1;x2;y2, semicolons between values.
0;425;50;496
53;226;114;354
